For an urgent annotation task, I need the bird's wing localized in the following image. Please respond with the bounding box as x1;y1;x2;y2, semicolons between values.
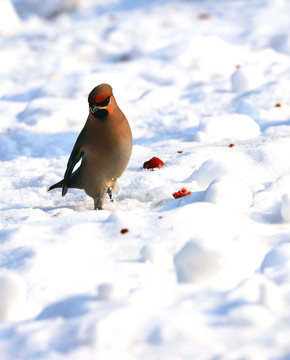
62;126;87;196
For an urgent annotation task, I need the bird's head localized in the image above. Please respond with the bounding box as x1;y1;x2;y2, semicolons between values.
88;84;114;120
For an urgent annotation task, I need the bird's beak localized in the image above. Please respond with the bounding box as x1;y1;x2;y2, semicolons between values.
89;97;111;118
90;105;103;114
90;105;109;119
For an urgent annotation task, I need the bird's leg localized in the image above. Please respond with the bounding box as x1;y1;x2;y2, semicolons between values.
94;196;104;210
107;186;114;202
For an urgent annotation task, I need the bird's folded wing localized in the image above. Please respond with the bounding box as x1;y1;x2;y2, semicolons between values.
62;126;87;196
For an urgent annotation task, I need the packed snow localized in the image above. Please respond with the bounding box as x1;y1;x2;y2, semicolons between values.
1;0;290;359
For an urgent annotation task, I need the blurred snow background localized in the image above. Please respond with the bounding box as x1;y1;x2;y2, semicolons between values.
1;0;290;359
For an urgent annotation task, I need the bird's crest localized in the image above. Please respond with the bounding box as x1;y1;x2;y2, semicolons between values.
88;93;111;105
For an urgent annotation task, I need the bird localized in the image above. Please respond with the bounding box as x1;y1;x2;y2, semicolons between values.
48;83;132;210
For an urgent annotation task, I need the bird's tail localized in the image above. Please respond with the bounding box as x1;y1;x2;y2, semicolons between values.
47;179;64;192
47;168;84;195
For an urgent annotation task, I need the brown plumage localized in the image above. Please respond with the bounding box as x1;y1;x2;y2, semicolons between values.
48;84;132;210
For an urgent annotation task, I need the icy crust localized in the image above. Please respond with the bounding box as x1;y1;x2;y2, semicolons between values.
1;0;290;359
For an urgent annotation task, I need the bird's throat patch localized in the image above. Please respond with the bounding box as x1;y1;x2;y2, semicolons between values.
92;108;108;119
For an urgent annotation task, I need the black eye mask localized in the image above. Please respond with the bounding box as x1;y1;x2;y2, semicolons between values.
90;96;110;109
89;96;111;119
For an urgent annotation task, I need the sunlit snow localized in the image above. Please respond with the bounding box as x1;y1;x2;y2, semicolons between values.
1;0;290;359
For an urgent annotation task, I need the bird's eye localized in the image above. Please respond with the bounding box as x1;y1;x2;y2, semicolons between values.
101;96;110;107
90;105;98;113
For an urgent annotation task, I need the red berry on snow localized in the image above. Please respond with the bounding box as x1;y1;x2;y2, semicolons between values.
172;187;192;199
120;228;129;234
198;13;212;20
143;157;165;170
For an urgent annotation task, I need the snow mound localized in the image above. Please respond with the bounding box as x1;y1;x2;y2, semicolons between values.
173;233;261;289
228;274;287;314
188;159;232;188
261;243;290;273
97;282;129;301
195;114;260;142
0;273;27;322
253;175;290;218
235;100;261;122
204;176;253;210
140;244;173;270
231;66;265;93
174;241;222;284
105;210;142;232
0;0;21;35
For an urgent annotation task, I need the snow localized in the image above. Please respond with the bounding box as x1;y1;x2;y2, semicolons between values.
195;113;261;142
231;66;265;93
174;240;222;284
140;244;173;270
281;193;290;222
0;273;27;322
0;0;21;36
1;0;290;359
204;176;253;210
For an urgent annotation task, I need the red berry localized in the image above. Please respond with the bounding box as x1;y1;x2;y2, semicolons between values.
229;143;235;147
198;13;212;20
120;228;129;234
143;157;165;170
172;187;192;199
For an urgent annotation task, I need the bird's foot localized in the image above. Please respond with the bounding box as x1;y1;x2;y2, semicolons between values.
107;187;114;202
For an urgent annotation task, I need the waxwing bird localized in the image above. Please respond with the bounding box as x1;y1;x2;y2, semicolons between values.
48;84;133;210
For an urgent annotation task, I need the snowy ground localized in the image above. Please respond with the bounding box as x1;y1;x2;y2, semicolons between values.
1;0;290;358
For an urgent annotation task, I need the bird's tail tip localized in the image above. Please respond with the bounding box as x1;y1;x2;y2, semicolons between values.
47;180;64;192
